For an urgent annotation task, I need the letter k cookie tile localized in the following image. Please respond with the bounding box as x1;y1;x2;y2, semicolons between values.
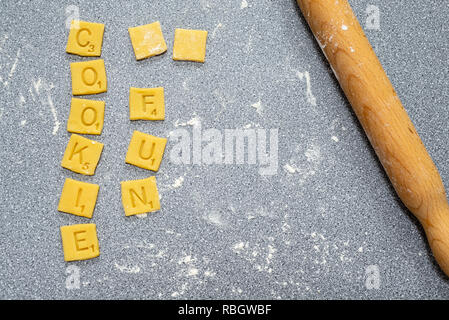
61;134;104;175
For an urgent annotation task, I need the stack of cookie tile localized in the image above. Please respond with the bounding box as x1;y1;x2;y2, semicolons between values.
59;19;208;262
59;20;106;262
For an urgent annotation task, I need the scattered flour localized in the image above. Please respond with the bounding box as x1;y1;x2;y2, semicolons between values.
114;262;141;274
251;100;263;115
296;71;317;106
211;23;223;39
174;116;201;128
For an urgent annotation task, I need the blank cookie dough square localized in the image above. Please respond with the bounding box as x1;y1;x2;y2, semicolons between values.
129;87;165;120
58;178;99;219
67;98;105;135
125;130;167;172
128;21;167;60
66;20;105;57
61;134;104;175
172;28;208;62
70;59;107;95
60;223;100;261
121;176;160;216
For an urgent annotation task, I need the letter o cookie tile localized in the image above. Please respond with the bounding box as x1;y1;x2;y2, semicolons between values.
70;59;107;95
67;98;105;135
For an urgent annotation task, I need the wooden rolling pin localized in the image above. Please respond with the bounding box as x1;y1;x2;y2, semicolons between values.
296;0;449;276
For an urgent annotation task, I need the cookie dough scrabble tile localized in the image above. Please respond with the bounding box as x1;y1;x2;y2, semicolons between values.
172;28;208;62
128;21;167;60
129;87;165;120
58;178;99;218
60;224;100;261
66;20;105;57
121;176;160;216
125;130;167;172
61;134;104;175
70;59;107;95
67;98;105;135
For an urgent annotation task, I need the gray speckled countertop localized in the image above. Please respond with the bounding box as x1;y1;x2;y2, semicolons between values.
1;0;449;299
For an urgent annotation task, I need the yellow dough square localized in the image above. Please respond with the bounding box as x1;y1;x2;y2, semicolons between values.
58;178;99;219
129;87;165;120
67;98;105;135
121;176;160;216
125;130;167;172
66;20;105;57
128;21;167;60
172;28;208;62
61;134;104;175
60;224;100;261
70;59;107;95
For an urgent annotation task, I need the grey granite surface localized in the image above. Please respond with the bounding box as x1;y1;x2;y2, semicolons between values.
1;0;449;299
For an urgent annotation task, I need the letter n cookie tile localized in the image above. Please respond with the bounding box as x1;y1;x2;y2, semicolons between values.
66;20;105;57
70;59;107;95
60;223;100;261
67;98;105;135
61;134;104;175
121;176;160;216
129;87;164;120
58;178;99;218
125;130;167;172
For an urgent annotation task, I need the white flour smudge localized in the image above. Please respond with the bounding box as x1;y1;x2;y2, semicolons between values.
172;176;184;189
296;71;317;106
199;0;211;10
251;100;263;115
283;164;297;174
331;135;339;142
283;144;322;186
203;210;227;227
114;262;141;273
0;34;21;87
25;78;60;135
211;23;223;39
0;34;8;53
174;115;201;128
231;239;276;274
240;0;248;9
3;48;21;87
47;93;60;135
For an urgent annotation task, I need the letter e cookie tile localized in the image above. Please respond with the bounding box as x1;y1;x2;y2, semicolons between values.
60;223;100;261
